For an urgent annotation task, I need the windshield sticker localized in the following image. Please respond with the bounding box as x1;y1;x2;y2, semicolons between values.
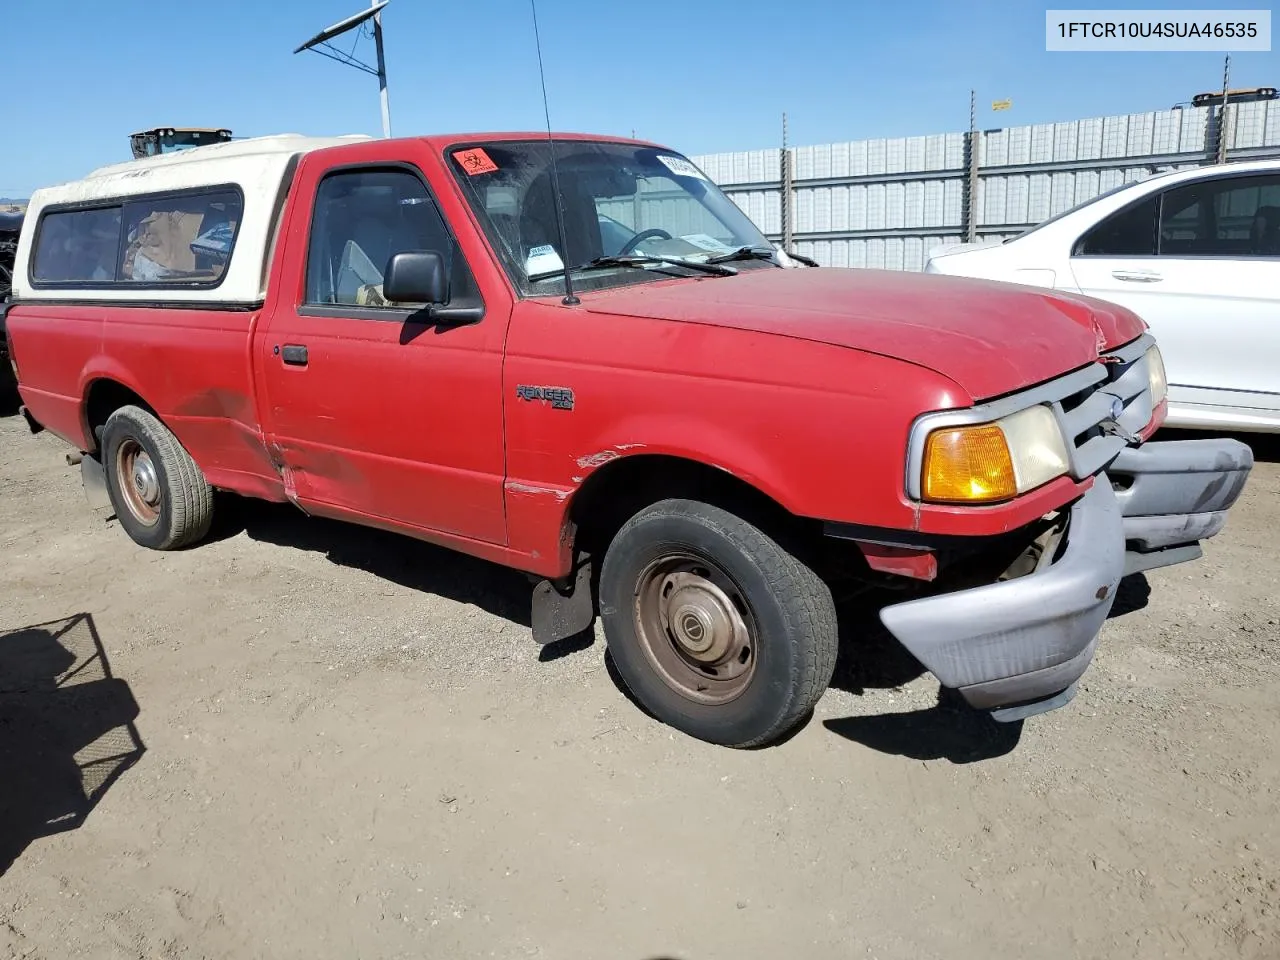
525;243;564;276
454;148;498;176
656;155;708;180
680;233;736;254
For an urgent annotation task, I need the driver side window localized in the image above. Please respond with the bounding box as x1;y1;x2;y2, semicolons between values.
305;168;478;309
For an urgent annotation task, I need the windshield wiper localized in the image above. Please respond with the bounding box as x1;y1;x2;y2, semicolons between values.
704;245;780;265
782;249;819;266
528;254;737;282
703;246;820;267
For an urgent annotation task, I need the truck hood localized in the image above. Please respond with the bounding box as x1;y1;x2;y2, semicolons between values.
582;267;1147;400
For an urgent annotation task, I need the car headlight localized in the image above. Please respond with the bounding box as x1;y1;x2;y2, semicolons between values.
1146;344;1167;406
921;405;1070;504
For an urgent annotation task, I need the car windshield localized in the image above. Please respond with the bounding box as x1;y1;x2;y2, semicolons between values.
447;139;779;296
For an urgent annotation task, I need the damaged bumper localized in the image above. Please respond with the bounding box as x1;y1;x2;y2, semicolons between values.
1110;438;1253;572
879;437;1253;722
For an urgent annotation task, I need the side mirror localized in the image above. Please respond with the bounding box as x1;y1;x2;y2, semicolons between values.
384;250;449;305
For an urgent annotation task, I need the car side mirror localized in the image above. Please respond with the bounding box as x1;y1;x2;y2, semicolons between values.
384;251;449;305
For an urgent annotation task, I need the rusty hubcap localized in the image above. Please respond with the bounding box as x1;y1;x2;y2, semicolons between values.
115;439;161;526
633;552;757;704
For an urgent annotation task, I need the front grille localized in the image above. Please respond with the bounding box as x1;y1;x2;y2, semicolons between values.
1045;333;1155;480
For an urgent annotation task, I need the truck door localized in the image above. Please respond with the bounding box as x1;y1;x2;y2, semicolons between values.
256;162;508;544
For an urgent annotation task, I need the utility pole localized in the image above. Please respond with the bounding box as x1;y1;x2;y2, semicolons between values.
964;89;979;243
781;112;793;252
373;0;392;139
1216;54;1232;164
294;1;393;139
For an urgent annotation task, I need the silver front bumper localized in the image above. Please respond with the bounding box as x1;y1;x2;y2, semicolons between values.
1110;438;1254;569
879;437;1254;721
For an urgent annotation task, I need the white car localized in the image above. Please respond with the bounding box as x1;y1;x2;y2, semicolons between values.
925;159;1280;433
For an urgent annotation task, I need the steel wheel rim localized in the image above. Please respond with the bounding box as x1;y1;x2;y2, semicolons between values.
115;438;161;527
632;550;758;705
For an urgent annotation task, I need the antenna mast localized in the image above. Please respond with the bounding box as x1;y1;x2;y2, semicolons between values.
530;0;579;306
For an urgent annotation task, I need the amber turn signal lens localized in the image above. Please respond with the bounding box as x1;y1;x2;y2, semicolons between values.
922;425;1018;503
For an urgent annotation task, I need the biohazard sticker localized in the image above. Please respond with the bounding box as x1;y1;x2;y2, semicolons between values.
454;148;498;175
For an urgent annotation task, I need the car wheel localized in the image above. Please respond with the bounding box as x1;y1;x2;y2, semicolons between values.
599;498;838;748
101;404;213;550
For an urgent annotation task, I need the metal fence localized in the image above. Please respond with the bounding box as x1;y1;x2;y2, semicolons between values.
690;99;1280;271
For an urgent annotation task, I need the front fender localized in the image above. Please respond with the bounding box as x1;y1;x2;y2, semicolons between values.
502;312;971;576
502;424;798;581
505;390;948;579
567;414;801;511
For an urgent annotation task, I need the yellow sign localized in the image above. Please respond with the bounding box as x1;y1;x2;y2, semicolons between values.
992;99;1013;111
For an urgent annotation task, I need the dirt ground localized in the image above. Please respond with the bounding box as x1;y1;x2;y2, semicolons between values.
1;391;1278;960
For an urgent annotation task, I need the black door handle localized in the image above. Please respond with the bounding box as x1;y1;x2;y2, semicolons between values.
281;344;308;366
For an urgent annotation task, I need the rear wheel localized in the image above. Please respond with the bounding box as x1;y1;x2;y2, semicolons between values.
599;499;838;748
101;405;213;550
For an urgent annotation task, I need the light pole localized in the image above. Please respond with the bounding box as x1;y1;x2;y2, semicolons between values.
294;1;393;139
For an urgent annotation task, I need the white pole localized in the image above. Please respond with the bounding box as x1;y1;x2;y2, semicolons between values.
373;1;391;138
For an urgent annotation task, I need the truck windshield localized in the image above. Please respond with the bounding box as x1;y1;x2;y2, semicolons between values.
447;139;778;296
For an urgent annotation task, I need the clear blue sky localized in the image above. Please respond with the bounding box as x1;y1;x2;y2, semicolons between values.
2;0;1276;197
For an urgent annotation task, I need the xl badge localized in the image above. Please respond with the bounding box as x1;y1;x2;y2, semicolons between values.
516;385;575;411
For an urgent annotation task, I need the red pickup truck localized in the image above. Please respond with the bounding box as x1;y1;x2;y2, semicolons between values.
2;131;1254;747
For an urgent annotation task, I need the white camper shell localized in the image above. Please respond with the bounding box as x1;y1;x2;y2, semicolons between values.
13;134;373;305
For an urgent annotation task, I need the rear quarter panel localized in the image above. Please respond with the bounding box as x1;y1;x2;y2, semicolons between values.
8;305;101;446
10;302;284;499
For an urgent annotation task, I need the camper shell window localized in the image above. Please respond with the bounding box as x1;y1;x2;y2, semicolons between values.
31;185;245;289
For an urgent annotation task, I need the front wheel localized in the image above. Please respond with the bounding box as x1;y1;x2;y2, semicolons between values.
598;499;838;748
101;405;213;550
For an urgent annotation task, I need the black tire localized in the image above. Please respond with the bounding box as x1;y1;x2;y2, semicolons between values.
101;404;213;550
598;498;838;748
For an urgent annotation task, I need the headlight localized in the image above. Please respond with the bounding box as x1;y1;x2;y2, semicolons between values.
1147;344;1167;405
922;405;1070;504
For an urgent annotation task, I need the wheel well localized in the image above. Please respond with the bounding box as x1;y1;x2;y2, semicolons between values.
568;454;817;561
84;380;153;452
